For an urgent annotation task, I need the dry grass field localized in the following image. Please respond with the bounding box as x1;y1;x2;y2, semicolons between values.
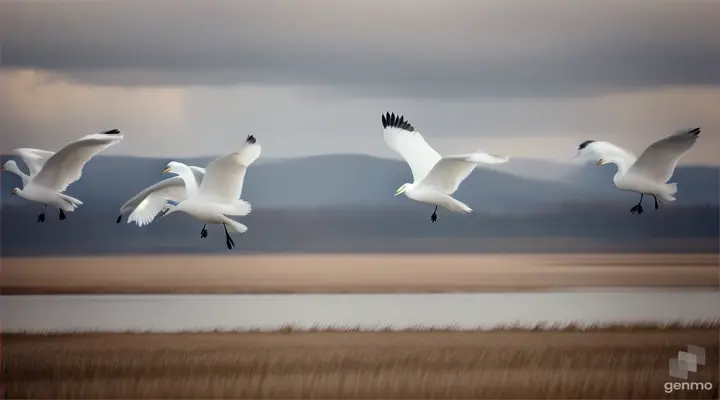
2;325;718;399
1;253;717;294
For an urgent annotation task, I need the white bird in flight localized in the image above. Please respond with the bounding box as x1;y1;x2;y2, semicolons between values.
116;165;206;227
381;112;510;223
576;127;700;215
153;135;261;249
1;148;56;187
9;129;123;222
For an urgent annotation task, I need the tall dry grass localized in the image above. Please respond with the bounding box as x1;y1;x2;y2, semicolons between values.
3;325;718;399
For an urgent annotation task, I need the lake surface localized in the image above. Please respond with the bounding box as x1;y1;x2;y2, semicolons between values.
1;289;718;332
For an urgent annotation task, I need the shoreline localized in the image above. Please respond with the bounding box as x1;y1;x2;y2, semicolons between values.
2;253;717;295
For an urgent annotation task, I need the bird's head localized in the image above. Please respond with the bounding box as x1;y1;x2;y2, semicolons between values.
395;183;412;196
161;161;183;175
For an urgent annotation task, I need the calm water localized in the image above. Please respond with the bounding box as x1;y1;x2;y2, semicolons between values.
1;289;718;332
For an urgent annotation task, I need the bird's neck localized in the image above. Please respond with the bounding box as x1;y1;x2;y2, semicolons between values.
174;166;199;198
7;166;30;186
605;157;631;180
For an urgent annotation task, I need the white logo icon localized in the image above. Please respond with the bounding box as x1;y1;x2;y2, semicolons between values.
669;345;706;380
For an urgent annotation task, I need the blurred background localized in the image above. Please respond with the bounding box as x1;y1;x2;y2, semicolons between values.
1;1;718;398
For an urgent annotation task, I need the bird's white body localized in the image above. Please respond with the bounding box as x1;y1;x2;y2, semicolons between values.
13;184;83;212
613;171;677;203
155;135;261;248
10;130;123;218
381;112;509;219
168;194;251;231
117;166;206;226
401;183;473;213
578;127;700;204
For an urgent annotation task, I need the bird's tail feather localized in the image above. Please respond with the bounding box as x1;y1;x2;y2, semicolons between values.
58;194;83;211
659;182;678;202
447;198;473;213
665;182;678;195
224;199;252;216
222;216;248;234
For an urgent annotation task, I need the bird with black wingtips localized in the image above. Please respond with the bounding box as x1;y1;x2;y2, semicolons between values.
575;128;701;214
151;134;260;249
9;129;124;222
381;112;510;223
118;134;257;234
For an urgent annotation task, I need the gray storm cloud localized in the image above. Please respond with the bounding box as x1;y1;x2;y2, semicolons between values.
1;1;719;97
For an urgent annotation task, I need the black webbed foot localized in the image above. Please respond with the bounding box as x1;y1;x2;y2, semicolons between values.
430;212;437;223
630;204;644;215
37;213;46;223
59;210;66;220
201;229;208;239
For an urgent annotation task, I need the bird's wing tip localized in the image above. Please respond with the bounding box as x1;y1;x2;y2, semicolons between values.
246;134;257;144
381;111;415;132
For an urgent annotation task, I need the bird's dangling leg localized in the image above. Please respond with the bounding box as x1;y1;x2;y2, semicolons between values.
59;209;67;220
37;204;48;223
152;207;170;223
430;206;438;223
223;223;235;250
200;223;208;239
630;194;644;215
653;195;660;211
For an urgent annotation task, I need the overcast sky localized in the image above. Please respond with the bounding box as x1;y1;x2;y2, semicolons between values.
1;0;718;164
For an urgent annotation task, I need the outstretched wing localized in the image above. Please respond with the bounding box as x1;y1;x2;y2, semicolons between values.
382;112;441;183
198;135;261;202
122;167;206;227
10;148;56;177
31;129;123;192
419;152;509;195
628;128;700;183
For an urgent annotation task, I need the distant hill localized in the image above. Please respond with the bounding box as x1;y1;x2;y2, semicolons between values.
1;154;717;256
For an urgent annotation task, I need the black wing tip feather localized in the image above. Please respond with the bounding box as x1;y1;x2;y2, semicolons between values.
688;127;700;136
381;112;415;132
246;134;257;144
578;140;595;150
102;129;121;135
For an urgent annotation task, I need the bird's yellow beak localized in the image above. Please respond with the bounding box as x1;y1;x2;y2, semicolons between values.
11;188;17;195
161;167;171;174
394;186;404;196
0;165;5;172
596;159;604;166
